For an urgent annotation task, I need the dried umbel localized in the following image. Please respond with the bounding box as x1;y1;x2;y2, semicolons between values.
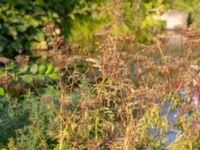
42;22;61;37
41;22;68;53
129;55;157;87
99;34;123;80
0;56;11;64
48;35;65;50
0;75;11;89
178;27;200;48
15;55;30;65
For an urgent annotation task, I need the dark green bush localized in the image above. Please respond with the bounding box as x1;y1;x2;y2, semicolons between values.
0;0;107;57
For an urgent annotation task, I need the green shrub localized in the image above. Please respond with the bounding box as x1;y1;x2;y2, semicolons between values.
0;0;108;57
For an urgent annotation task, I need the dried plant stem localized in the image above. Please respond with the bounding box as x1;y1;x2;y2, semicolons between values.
59;73;64;150
155;38;165;58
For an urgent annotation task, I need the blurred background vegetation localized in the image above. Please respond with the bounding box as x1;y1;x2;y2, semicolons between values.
1;0;200;57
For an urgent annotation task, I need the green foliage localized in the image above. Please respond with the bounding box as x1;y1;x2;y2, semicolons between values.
15;63;59;80
0;96;29;146
0;87;5;96
0;0;107;56
0;1;56;56
0;62;60;99
15;89;58;150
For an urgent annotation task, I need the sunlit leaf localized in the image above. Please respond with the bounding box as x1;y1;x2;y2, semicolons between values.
21;75;33;83
38;64;47;74
19;64;29;74
45;64;54;74
29;64;38;74
0;87;5;96
48;73;58;80
34;74;45;81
